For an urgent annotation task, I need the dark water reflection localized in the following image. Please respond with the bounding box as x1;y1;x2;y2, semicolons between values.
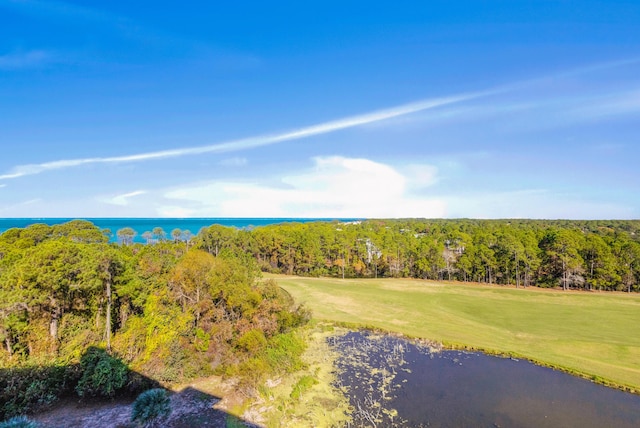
331;331;640;427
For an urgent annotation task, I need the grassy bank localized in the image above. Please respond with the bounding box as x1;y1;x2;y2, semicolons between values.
241;324;350;427
275;275;640;392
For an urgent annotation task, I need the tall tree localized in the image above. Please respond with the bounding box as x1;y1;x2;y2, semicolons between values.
116;228;137;246
152;227;167;243
13;240;85;352
168;249;216;326
495;230;525;287
197;225;236;257
81;244;127;351
582;234;619;291
52;220;108;243
613;239;640;292
540;229;584;290
142;231;153;244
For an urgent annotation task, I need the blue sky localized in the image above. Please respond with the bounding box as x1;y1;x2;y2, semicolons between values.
1;1;639;219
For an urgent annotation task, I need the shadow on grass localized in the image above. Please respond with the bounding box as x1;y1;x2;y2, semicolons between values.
0;348;258;427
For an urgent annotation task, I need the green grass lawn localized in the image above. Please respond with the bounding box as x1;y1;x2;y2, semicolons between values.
274;275;640;392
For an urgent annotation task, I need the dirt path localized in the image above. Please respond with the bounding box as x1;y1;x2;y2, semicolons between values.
32;385;255;427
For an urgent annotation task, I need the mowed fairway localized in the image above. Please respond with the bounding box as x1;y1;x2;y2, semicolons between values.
275;275;640;391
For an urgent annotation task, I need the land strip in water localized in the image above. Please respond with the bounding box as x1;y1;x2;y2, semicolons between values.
275;275;640;392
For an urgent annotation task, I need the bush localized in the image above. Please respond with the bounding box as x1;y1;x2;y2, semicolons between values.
131;388;171;427
75;347;129;398
263;332;306;374
0;415;38;428
236;329;267;354
0;365;78;419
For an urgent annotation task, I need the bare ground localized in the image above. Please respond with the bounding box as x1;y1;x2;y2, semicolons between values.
32;382;259;428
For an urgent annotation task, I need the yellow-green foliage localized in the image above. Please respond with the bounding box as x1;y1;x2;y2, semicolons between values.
140;291;193;364
193;328;210;352
289;375;318;400
236;329;267;354
263;332;306;374
234;331;307;390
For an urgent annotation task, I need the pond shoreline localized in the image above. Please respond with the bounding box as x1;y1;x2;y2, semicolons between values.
328;320;640;396
328;328;640;428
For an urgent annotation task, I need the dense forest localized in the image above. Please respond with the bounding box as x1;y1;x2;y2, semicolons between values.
194;218;640;292
0;220;308;418
1;218;639;418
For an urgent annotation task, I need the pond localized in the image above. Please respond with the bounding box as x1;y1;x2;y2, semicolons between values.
330;331;640;427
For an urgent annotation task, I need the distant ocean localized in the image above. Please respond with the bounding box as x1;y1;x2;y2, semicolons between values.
0;218;358;243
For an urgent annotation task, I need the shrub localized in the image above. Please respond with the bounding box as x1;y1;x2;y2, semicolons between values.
131;388;171;427
75;347;128;398
263;332;306;374
236;329;267;354
0;365;77;419
0;415;38;428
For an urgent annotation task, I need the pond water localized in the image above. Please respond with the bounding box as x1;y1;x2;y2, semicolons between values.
330;331;640;427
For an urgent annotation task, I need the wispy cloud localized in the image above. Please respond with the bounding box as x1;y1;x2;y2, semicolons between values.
567;90;640;120
1;58;636;183
0;90;487;181
358;59;640;133
0;50;53;70
100;190;146;206
490;57;640;94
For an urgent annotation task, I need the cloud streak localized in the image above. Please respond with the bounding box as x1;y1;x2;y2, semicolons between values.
0;91;488;181
1;57;636;182
101;190;147;206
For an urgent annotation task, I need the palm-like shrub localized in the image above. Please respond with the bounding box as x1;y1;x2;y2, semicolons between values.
131;388;171;427
0;415;38;428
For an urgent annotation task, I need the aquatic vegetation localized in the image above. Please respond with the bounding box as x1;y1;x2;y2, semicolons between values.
330;330;640;427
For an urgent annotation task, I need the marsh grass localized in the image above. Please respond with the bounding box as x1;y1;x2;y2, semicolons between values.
275;275;640;392
251;323;351;427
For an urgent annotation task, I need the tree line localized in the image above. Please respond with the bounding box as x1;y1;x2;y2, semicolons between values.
189;218;640;292
109;218;640;292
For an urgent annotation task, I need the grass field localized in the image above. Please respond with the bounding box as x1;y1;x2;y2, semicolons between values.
274;275;640;392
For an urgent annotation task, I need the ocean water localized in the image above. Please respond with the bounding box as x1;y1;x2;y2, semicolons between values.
0;218;356;243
